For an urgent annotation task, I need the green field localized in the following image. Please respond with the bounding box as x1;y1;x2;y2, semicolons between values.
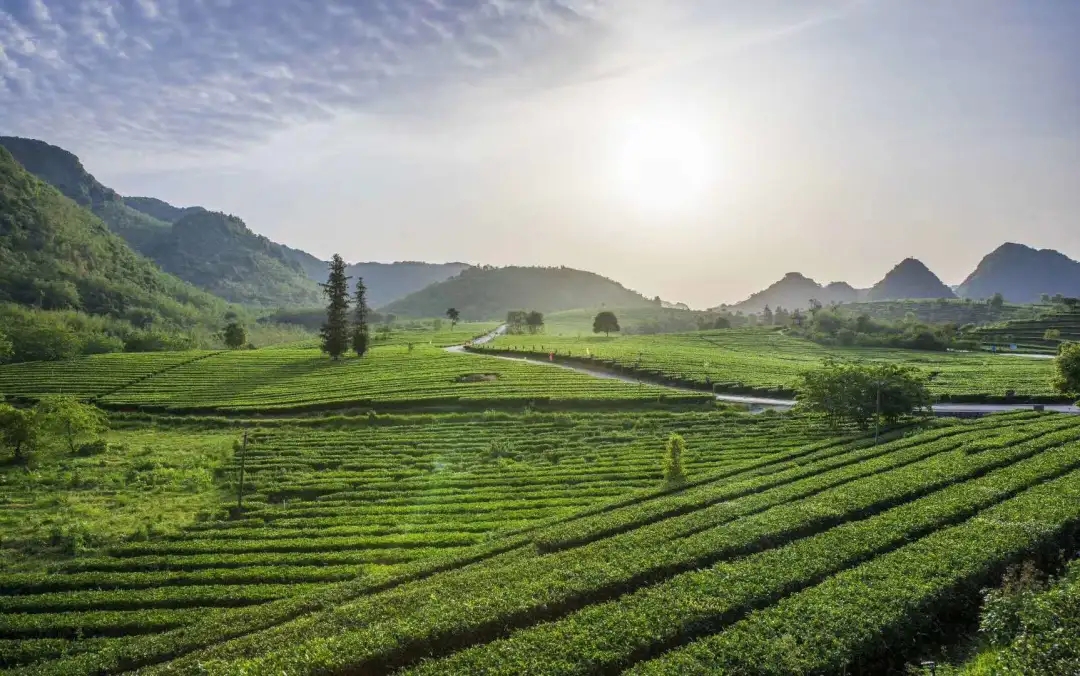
0;345;707;413
6;411;1078;673
483;327;1059;401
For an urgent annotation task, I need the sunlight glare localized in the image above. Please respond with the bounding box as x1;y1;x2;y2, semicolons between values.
613;112;712;214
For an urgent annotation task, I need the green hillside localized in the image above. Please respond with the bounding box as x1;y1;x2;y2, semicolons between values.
0;137;320;308
381;265;656;319
837;299;1040;325
0;145;234;359
973;309;1080;354
146;210;320;307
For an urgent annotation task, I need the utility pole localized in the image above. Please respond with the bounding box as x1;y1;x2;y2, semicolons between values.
237;430;248;510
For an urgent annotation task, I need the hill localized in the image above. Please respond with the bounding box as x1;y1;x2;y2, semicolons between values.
146;210;321;306
867;258;956;301
380;265;656;319
957;242;1080;302
725;272;858;313
345;261;471;308
0;145;231;358
0;137;321;307
123;196;206;223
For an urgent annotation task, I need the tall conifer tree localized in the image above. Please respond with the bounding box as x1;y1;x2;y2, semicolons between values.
352;276;370;357
320;254;351;359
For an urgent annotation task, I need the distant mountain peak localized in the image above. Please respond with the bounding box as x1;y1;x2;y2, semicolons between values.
958;242;1080;302
867;257;955;301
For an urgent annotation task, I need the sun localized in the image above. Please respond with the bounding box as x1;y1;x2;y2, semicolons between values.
613;113;712;214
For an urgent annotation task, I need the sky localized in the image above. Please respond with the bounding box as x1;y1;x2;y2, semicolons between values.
1;0;1078;308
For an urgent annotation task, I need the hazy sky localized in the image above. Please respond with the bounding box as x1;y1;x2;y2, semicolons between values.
2;0;1078;308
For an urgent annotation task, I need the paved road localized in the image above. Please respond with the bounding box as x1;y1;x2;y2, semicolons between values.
448;326;1079;416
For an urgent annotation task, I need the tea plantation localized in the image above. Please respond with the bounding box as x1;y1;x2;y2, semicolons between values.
1;327;1077;674
480;328;1060;401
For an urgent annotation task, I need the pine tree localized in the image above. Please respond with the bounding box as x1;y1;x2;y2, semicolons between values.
320;254;351;359
352;277;370;357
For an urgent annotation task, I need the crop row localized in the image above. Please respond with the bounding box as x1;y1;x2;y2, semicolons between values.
168;419;1080;673
481;327;1057;398
629;467;1080;674
405;440;1080;675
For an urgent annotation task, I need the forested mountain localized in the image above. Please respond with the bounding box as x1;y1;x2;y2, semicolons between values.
0;137;319;307
0;145;232;359
866;258;957;301
957;242;1080;302
124;196;205;223
380;266;655;319
146;210;321;306
0;137;470;308
725;272;859;313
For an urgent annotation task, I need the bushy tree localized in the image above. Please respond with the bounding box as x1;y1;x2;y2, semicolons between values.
1044;328;1062;341
36;396;109;455
796;359;930;428
664;433;686;484
762;305;774;326
525;311;545;334
320;254;351;359
446;308;460;328
1054;342;1080;396
506;310;528;334
0;403;38;462
222;321;246;349
0;330;11;364
593;311;620;337
990;292;1005;311
352;277;370;357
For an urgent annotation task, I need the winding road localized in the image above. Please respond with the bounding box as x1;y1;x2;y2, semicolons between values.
448;325;1080;416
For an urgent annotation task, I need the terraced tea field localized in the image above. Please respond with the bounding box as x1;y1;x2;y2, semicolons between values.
0;346;709;413
0;410;841;671
4;411;1080;674
481;328;1059;401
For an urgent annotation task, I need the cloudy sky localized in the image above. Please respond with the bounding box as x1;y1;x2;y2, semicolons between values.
2;0;1078;308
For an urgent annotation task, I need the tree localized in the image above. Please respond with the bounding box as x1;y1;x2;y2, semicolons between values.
506;310;528;334
796;359;930;429
713;316;731;329
762;305;774;326
0;404;39;462
1044;328;1062;341
36;396;108;455
446;308;460;329
664;433;686;484
320;254;352;359
1053;342;1080;396
222;321;246;349
990;292;1005;311
352;277;370;357
1040;294;1052;304
593;311;620;337
0;329;11;364
525;311;545;334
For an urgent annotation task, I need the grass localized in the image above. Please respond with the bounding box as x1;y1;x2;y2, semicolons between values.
0;428;234;572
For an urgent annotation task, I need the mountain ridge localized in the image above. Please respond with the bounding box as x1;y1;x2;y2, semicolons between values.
958;242;1080;302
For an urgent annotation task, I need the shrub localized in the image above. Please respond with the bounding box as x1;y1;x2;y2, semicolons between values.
664;433;686;484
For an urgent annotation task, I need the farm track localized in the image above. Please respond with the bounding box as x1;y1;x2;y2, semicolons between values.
453;325;1080;414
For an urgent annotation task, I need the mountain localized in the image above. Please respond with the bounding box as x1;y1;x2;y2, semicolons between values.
957;242;1080;302
345;262;471;308
124;196;205;223
380;265;655;319
725;272;858;313
0;145;228;327
867;258;956;301
0;136;322;307
146;210;321;307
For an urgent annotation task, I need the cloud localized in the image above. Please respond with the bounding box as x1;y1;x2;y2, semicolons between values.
0;0;613;157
